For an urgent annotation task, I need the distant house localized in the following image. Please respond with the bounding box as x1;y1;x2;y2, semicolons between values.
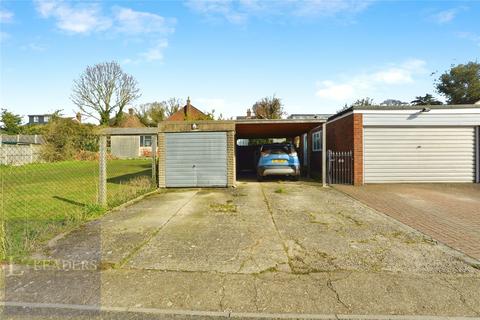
28;114;52;125
27;112;82;125
167;98;208;121
110;108;153;159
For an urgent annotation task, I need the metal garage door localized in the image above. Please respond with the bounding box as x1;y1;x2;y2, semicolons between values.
165;132;227;187
364;127;476;183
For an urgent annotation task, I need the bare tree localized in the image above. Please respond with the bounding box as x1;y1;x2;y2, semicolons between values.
164;97;184;116
71;61;141;125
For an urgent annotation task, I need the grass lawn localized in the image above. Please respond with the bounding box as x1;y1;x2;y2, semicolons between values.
1;159;154;261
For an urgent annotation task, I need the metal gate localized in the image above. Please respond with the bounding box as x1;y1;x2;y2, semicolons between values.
327;150;353;185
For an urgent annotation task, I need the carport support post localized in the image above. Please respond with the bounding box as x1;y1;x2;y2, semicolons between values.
98;134;107;207
151;134;158;187
322;122;327;187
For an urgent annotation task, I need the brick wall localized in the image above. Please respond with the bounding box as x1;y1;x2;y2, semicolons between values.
326;113;363;185
157;132;166;188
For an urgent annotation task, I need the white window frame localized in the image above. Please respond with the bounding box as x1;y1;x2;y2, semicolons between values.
140;135;152;147
312;131;322;152
33;116;39;123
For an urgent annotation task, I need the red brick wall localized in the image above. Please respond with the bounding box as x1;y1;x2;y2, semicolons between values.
353;114;363;185
326;113;363;185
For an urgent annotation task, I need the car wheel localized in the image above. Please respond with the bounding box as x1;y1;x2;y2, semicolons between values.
257;174;263;182
291;175;300;181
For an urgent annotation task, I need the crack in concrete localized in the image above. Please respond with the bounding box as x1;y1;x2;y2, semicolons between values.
326;275;350;311
219;274;227;311
259;184;292;273
440;277;480;316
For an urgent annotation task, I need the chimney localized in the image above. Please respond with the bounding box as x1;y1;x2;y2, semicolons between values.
187;96;191;107
76;112;82;123
128;108;134;116
246;109;252;118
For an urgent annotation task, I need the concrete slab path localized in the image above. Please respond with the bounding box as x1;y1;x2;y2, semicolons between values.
2;181;479;319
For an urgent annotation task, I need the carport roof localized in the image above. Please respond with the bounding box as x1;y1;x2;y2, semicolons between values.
235;118;327;138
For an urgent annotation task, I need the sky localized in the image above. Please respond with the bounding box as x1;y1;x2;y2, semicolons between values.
0;0;479;123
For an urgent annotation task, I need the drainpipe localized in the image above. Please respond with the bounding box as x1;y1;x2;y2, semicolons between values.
476;126;479;183
322;122;327;187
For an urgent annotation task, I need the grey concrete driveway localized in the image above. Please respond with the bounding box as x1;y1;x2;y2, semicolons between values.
2;181;480;319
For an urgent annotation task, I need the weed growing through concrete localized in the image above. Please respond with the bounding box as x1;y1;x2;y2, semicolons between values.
210;201;237;213
275;188;286;194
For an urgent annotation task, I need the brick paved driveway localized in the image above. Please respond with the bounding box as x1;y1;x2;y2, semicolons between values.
335;184;480;260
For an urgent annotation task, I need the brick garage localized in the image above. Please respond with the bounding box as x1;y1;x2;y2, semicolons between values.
326;105;480;185
157;121;236;188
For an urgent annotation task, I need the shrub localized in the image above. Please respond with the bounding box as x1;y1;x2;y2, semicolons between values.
41;117;99;162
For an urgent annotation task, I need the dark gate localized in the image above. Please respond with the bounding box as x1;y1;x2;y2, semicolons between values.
327;150;353;185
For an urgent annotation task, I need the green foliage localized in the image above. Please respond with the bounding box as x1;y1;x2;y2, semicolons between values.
252;95;285;119
41;117;98;162
21;124;46;135
436;61;480;104
0;108;23;134
411;94;443;106
136;97;185;126
136;101;167;126
352;97;374;107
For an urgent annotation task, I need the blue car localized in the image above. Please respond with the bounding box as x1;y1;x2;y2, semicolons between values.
257;143;300;181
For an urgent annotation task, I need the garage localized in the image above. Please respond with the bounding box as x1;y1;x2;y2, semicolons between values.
165;132;228;187
158;121;236;188
364;127;476;183
325;105;480;185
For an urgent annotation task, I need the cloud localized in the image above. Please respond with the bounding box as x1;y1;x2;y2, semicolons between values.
113;7;175;35
456;31;480;47
0;9;14;23
185;0;374;24
430;7;466;24
33;1;175;62
0;31;10;42
315;59;427;102
140;40;169;62
34;0;111;33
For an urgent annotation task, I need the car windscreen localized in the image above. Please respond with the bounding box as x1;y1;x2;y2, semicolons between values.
262;145;292;155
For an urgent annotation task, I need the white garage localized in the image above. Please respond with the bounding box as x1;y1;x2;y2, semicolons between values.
364;127;477;183
360;106;480;184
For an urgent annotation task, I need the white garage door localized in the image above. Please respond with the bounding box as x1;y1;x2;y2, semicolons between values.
165;132;228;187
364;127;476;183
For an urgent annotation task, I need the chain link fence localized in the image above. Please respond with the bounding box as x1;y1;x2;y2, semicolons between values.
0;133;157;263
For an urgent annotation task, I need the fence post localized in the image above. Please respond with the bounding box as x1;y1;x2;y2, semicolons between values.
322;122;327;187
98;135;107;207
151;134;157;187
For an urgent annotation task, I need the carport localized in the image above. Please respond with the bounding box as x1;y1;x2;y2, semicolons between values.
235;118;328;185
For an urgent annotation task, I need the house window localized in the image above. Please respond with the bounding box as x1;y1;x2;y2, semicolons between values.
312;131;322;152
33;116;39;123
140;135;152;147
44;116;50;122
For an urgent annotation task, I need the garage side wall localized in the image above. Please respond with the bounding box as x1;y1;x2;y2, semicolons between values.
326;113;363;185
308;127;323;178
